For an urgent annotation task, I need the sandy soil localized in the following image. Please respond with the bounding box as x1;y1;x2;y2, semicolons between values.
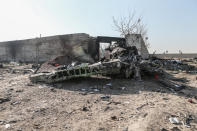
0;65;197;131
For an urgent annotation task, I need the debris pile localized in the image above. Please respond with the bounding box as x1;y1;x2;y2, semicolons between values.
30;41;197;88
150;57;197;72
30;44;143;83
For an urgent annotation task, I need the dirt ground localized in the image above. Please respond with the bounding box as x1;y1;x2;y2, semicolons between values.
0;64;197;131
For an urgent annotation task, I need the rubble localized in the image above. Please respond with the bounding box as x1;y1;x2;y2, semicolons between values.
150;57;197;72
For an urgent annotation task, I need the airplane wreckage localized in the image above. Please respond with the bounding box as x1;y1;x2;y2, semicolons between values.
30;46;143;83
30;35;196;91
30;35;159;84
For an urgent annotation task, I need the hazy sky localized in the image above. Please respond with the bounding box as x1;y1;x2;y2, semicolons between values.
0;0;196;53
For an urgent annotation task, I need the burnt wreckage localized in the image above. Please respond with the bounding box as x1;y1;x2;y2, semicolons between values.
30;35;151;83
30;43;144;83
30;35;196;84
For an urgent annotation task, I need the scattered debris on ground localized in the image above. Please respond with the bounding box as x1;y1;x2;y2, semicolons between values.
0;56;196;130
0;42;197;130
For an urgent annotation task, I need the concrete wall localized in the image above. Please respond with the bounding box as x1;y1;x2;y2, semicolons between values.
126;34;149;59
0;33;150;63
0;33;98;63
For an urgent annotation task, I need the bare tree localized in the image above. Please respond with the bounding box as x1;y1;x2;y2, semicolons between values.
113;11;150;48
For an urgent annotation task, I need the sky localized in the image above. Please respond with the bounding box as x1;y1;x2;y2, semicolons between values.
0;0;196;53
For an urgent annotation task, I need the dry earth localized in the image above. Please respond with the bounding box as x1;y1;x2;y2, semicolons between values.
0;64;197;131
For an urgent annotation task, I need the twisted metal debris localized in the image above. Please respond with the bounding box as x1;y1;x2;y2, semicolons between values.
30;44;143;83
29;42;197;84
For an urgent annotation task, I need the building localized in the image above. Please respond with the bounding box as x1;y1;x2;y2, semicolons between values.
0;33;149;63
